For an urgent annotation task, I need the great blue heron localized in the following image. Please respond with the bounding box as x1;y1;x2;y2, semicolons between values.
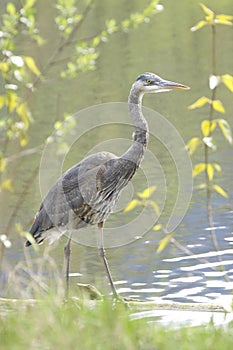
26;72;189;298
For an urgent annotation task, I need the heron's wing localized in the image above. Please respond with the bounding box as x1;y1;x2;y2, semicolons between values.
97;158;137;195
26;152;123;246
26;162;109;245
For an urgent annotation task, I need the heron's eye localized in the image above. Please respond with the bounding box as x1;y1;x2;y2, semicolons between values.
146;79;152;85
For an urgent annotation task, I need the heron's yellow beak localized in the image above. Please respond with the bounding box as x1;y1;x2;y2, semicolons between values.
160;80;190;90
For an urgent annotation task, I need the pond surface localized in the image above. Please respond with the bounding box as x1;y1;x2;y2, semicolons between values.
1;0;233;307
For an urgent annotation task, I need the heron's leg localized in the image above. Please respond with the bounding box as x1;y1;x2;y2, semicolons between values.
64;235;72;299
98;222;118;299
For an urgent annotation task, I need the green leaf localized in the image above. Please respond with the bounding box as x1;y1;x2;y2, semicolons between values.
124;199;140;212
193;163;206;177
213;163;222;172
6;91;18;113
191;20;208;32
200;3;214;17
215;18;233;26
0;62;9;73
24;56;41;77
92;36;100;47
157;233;173;254
15;223;39;252
106;19;118;34
194;183;206;190
212;100;225;113
201;120;216;137
221;74;233;92
19;133;29;147
7;3;16;15
212;184;228;198
153;223;162;231
0;156;7;172
24;0;36;10
206;163;214;181
16;102;31;130
216;14;233;21
1;179;13;192
186;137;201;155
217;119;232;144
147;200;160;216
0;95;5;109
137;185;156;199
188;96;210;109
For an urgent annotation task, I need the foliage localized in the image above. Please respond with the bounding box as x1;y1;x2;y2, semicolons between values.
1;298;233;350
187;4;232;202
191;3;233;31
0;0;163;264
124;185;175;253
123;3;233;259
124;185;160;215
187;3;232;278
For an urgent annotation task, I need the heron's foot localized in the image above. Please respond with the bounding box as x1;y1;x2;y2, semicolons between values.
76;283;103;300
111;293;130;309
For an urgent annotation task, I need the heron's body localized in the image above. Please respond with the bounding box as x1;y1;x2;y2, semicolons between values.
27;151;138;245
26;72;189;298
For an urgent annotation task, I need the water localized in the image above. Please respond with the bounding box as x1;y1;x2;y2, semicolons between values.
1;0;233;311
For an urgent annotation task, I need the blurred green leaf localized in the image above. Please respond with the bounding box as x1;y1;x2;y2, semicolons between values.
24;56;41;77
137;185;156;199
153;223;162;231
221;74;233;92
217;119;232;144
6;91;18;112
201;120;216;137
15;223;39;252
24;0;36;11
0;156;7;172
0;95;5;109
16;102;31;130
194;183;206;190
0;62;9;73
1;178;13;192
106;19;118;34
191;20;208;32
124;199;140;212
193;163;206;177
186;137;201;155
215;17;233;26
147;200;160;216
188;96;210;109
200;3;214;17
212;184;228;198
212;100;225;113
206;163;214;181
213;163;222;172
157;233;173;253
7;3;16;15
19;133;29;147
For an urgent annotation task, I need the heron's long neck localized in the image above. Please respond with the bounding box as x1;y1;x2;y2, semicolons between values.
122;85;148;167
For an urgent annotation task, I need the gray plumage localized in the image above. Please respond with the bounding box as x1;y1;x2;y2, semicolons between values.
27;152;137;245
25;72;189;298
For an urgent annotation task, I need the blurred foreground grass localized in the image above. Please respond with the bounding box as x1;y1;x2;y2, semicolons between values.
1;297;233;350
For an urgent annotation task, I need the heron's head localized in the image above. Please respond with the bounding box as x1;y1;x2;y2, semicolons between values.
134;72;189;94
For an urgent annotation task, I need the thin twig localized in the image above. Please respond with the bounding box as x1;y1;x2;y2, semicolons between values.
203;24;230;282
6;145;43;163
24;1;93;100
